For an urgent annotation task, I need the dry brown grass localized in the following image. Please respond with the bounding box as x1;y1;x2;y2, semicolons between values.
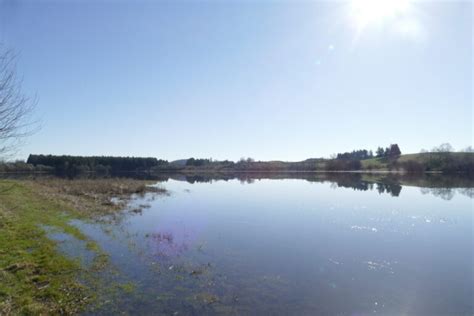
26;178;168;218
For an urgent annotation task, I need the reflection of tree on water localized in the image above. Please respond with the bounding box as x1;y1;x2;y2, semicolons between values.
420;187;473;200
160;172;474;199
177;172;406;197
458;188;474;198
420;188;455;200
375;182;402;197
239;178;255;184
183;174;255;184
320;173;403;197
321;173;474;199
98;171;473;199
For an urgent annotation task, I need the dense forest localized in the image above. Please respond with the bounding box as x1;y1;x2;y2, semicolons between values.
27;155;168;176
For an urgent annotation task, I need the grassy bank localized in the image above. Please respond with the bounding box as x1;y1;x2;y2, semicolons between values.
0;178;166;314
361;152;474;173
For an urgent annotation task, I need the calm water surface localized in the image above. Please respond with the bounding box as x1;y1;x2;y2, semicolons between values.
66;176;472;315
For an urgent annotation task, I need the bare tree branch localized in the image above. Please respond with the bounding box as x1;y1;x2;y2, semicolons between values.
0;45;37;158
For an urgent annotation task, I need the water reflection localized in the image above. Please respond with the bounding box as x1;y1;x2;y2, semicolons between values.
419;187;474;200
2;171;473;200
157;172;472;199
35;172;472;315
2;171;471;314
327;175;402;196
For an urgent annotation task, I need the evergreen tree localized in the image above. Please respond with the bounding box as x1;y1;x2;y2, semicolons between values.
388;144;401;158
376;147;385;157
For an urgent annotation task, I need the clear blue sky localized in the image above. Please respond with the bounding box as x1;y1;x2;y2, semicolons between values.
0;0;472;161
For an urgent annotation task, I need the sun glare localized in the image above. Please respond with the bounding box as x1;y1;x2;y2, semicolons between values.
351;0;413;30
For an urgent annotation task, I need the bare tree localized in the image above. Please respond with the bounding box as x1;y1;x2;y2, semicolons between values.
432;143;454;153
0;46;36;157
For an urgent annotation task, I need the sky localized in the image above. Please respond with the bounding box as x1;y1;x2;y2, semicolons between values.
0;0;472;161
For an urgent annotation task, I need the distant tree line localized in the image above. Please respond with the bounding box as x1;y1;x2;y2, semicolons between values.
184;158;236;169
186;158;214;167
420;143;474;153
336;144;401;160
337;150;373;160
16;147;474;176
27;154;168;175
375;144;401;159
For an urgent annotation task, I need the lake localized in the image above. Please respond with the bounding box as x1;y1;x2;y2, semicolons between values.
53;173;473;315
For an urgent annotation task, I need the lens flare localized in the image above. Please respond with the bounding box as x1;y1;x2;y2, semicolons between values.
351;0;413;30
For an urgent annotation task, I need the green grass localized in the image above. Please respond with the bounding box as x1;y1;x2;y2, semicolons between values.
0;178;168;314
359;154;430;170
396;152;472;162
0;180;93;314
360;157;389;170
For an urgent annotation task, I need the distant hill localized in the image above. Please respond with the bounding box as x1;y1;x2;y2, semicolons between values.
361;152;474;173
169;159;188;167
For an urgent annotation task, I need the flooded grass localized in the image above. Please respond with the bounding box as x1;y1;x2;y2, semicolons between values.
28;178;167;218
0;178;168;314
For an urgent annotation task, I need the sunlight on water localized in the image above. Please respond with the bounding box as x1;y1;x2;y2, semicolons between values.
67;176;472;315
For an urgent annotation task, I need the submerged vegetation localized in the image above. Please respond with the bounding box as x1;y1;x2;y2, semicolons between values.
0;178;167;314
